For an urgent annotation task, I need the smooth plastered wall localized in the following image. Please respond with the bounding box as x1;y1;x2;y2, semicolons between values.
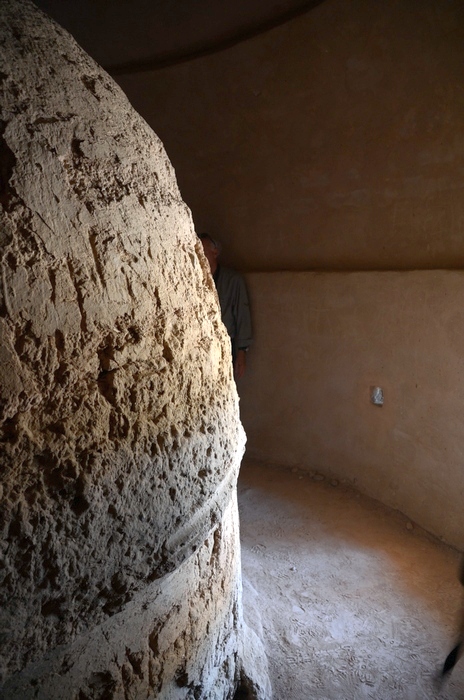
113;0;464;548
116;0;464;273
239;270;464;549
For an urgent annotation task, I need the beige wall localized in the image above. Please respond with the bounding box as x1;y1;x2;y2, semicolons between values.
239;270;464;549
114;0;464;547
117;0;464;272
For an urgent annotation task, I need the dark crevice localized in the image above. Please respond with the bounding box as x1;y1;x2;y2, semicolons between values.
71;137;85;161
88;230;106;288
1;414;20;443
81;75;100;101
48;269;56;304
33;113;76;125
0;120;18;212
66;257;87;334
162;341;174;362
97;369;118;407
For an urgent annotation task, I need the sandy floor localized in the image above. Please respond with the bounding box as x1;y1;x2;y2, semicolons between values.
238;461;464;700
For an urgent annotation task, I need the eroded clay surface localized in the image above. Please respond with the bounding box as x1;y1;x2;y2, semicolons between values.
0;1;246;696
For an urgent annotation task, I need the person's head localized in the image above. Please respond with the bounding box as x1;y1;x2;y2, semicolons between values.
198;233;219;274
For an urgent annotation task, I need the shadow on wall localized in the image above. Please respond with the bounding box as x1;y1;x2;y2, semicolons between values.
239;270;464;551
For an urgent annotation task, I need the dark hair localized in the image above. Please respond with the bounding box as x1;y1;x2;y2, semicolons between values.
198;232;218;248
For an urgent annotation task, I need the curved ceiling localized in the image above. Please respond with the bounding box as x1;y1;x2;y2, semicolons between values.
34;0;325;73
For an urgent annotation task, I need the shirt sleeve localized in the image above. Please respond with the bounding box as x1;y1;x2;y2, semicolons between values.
234;274;253;349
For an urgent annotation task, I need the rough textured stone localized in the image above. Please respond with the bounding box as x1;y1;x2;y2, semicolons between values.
3;497;245;699
0;1;248;697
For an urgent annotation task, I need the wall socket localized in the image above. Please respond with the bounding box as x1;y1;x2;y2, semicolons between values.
370;386;384;406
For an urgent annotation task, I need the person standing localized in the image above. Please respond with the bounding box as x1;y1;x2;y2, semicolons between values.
199;233;252;380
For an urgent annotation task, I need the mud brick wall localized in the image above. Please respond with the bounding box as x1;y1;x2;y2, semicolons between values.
0;1;246;697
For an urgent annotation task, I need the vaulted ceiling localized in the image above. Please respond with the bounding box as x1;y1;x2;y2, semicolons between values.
34;0;325;73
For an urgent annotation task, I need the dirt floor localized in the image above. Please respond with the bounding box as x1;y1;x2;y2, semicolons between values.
238;460;464;700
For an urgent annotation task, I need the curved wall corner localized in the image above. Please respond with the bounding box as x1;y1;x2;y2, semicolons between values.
116;0;464;273
0;1;248;697
240;270;464;551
